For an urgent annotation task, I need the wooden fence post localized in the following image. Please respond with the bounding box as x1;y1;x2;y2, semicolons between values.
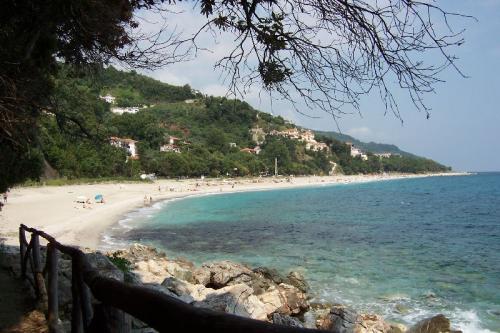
19;227;27;278
47;243;60;333
71;259;83;333
32;234;48;311
78;266;93;330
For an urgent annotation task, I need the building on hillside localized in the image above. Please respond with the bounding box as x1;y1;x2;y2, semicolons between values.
347;142;368;161
160;144;181;153
240;146;261;155
306;141;329;152
110;107;140;115
100;94;116;104
300;130;315;142
229;142;237;148
109;137;138;159
374;153;393;158
282;128;300;139
167;136;181;145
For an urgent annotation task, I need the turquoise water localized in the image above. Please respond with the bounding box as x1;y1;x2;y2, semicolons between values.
107;173;500;332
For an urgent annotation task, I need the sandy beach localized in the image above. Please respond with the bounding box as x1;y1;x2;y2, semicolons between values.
0;173;466;249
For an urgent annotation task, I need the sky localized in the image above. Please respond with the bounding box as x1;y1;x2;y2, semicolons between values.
136;1;500;172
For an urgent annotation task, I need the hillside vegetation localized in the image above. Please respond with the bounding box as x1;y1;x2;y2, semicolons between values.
38;65;450;180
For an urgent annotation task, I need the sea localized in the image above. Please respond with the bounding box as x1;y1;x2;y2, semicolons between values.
102;173;500;332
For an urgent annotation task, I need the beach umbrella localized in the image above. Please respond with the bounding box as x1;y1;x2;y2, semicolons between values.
95;194;103;202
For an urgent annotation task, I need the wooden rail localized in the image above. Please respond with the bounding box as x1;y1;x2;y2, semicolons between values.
19;225;325;333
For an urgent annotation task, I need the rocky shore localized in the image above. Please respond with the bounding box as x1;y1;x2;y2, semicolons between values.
1;243;464;332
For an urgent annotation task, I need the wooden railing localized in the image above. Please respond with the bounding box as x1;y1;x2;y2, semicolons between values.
19;225;325;333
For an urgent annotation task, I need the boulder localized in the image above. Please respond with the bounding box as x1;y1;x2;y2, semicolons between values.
277;283;309;315
86;252;124;281
358;314;392;333
193;267;211;285
316;305;394;333
113;244;167;263
272;313;305;328
388;323;407;333
316;304;360;332
201;261;254;289
257;286;287;314
161;277;209;303
164;261;195;283
287;271;309;293
253;267;285;284
407;315;455;333
192;283;268;321
133;260;168;284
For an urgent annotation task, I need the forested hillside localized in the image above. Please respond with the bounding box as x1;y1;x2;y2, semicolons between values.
37;65;450;180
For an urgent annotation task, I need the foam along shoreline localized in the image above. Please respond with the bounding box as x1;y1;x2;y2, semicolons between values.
0;172;468;249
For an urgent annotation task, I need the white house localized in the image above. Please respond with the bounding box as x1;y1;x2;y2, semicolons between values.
347;143;368;160
168;136;181;145
374;153;392;158
100;94;116;104
160;144;181;153
110;137;138;159
300;130;315;142
110;107;140;115
306;141;329;152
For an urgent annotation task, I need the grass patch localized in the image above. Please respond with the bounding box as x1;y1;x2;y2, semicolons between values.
106;254;131;273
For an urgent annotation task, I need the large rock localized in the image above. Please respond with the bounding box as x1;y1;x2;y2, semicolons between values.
277;283;309;315
192;283;269;321
287;271;309;293
201;261;254;288
86;252;124;281
316;304;360;332
258;286;287;314
193;267;211;285
388;323;407;333
316;305;392;333
133;258;195;284
407;315;457;333
253;267;285;285
164;261;195;283
161;276;210;303
272;313;305;328
112;244;167;263
134;260;169;284
358;314;392;333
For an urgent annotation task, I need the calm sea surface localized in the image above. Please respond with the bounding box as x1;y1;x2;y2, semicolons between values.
105;173;500;332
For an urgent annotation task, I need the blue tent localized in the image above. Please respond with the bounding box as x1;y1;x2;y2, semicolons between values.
95;194;103;202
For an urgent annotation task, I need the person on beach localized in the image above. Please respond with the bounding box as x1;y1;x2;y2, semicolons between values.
3;192;7;203
0;201;4;211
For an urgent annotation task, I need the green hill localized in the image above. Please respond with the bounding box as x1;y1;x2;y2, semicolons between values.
36;65;450;180
314;131;413;156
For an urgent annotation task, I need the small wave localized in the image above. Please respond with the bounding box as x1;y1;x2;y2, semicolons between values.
452;310;496;333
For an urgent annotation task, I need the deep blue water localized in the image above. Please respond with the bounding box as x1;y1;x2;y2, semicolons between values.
107;173;500;332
